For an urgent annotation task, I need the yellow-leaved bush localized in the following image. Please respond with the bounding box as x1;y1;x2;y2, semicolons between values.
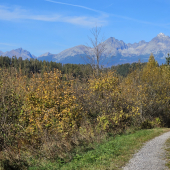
83;71;140;133
20;69;83;140
120;54;170;126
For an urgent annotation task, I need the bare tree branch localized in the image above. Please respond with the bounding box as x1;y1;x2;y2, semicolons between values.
81;26;115;75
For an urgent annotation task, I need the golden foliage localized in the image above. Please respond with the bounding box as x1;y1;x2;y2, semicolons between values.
20;70;83;137
0;54;170;167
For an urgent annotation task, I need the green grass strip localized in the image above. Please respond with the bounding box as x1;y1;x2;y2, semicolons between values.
29;128;170;170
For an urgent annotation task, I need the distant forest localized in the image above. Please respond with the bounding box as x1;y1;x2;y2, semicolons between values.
0;55;148;78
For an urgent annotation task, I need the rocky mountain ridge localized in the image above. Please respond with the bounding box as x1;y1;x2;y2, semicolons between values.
1;48;36;60
0;33;169;66
38;33;170;65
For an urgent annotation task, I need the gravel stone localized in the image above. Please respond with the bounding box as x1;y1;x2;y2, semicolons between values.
122;131;170;170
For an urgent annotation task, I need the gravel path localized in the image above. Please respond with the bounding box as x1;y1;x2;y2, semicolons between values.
122;131;170;170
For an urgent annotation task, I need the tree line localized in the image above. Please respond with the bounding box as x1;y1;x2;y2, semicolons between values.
0;55;150;78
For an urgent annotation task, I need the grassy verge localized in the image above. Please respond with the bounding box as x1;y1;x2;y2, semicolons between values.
164;136;170;169
28;128;170;170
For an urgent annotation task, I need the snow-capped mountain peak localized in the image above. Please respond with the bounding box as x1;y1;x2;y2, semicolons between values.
157;33;167;38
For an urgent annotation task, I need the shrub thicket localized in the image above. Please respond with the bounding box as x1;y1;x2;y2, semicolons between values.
0;54;169;169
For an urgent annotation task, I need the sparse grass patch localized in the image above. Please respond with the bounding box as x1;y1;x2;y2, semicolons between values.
164;137;170;169
28;128;170;170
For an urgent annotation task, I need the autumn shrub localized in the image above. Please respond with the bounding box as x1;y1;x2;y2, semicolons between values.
120;54;170;127
15;69;142;163
6;70;94;165
0;54;169;169
0;67;28;169
78;71;140;136
140;119;153;129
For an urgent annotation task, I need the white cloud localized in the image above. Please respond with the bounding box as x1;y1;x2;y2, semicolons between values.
0;5;107;27
0;5;27;20
45;0;103;13
44;1;168;28
0;42;17;47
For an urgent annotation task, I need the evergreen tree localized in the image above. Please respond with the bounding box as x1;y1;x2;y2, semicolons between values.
165;53;170;65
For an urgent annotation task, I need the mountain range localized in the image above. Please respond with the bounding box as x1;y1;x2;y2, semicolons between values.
0;48;36;60
1;33;170;66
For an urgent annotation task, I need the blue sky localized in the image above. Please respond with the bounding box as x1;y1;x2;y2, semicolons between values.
0;0;170;57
